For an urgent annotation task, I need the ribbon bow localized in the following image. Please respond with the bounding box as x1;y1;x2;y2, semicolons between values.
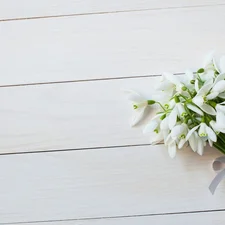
209;156;225;194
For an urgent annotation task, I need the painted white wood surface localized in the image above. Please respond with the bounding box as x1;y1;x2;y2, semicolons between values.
1;5;225;85
0;145;223;224
28;212;225;225
0;77;162;154
0;0;224;20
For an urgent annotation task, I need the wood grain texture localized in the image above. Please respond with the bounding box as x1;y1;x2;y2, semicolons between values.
0;0;224;20
1;5;225;85
0;77;162;154
24;211;225;225
0;145;223;224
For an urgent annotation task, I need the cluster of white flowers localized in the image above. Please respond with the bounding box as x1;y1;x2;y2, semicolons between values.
127;52;225;158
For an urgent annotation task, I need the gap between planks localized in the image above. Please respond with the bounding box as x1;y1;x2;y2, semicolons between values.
0;73;183;89
0;143;151;156
3;208;225;225
0;3;225;23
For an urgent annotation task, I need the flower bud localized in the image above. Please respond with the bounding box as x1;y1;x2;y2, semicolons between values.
182;86;187;91
148;100;155;105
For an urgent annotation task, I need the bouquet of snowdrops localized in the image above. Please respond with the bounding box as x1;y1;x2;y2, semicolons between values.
126;53;225;158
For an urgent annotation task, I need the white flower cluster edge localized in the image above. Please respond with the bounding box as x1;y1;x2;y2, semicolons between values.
126;52;225;158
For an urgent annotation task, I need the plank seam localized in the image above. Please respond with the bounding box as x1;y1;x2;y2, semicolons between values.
0;143;152;156
0;73;184;89
0;3;225;23
3;208;225;224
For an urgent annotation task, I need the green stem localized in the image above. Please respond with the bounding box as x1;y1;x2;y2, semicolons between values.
187;89;193;98
156;102;166;112
213;141;225;155
219;134;225;145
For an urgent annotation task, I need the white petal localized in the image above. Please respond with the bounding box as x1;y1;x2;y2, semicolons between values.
206;126;217;142
218;92;225;98
149;133;163;145
197;82;213;96
216;104;225;114
189;131;198;152
160;116;169;131
168;107;178;129
213;55;221;73
185;70;194;80
177;103;186;117
203;51;214;67
162;130;170;142
130;107;146;126
156;80;174;92
123;89;146;104
163;72;180;86
143;120;158;134
164;134;172;145
212;80;225;93
206;91;219;100
216;110;225;126
219;56;225;73
197;139;204;155
214;73;225;84
201;103;216;115
171;124;184;140
186;104;204;116
199;123;207;137
178;138;186;149
193;96;204;106
194;79;199;92
168;142;177;158
186;125;200;141
208;139;213;147
210;120;220;133
204;77;214;86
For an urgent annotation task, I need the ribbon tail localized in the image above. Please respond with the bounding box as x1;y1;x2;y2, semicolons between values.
209;169;225;194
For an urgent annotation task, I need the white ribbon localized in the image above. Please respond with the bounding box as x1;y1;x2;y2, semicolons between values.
209;156;225;194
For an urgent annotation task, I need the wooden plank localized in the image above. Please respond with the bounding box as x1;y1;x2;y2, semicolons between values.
0;5;225;85
26;211;225;225
0;1;224;20
0;145;223;224
0;77;158;154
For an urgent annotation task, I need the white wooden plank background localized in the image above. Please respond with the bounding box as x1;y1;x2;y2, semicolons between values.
0;1;225;224
0;77;162;154
0;0;224;20
28;211;225;225
1;5;225;86
0;145;223;224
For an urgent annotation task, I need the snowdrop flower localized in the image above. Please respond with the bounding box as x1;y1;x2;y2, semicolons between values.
165;123;188;158
168;102;187;129
206;76;225;100
203;51;215;70
203;52;225;75
215;102;225;126
124;90;153;126
212;55;225;74
181;70;196;90
210;120;225;134
160;116;170;141
215;107;225;131
192;81;216;115
156;72;184;95
198;122;217;147
143;115;163;145
186;103;204;116
186;128;206;155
